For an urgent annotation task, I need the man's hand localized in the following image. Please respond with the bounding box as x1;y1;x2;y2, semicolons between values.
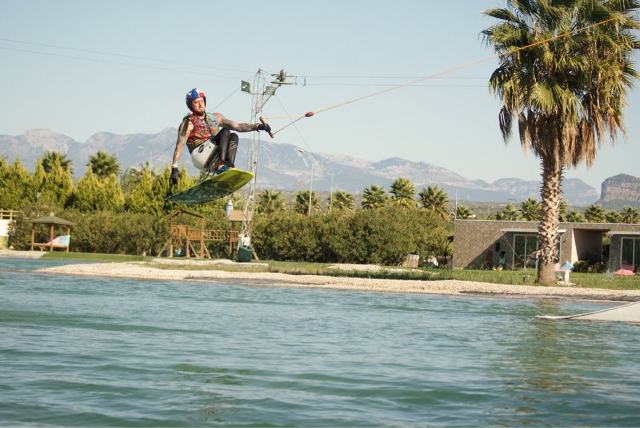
170;166;181;186
257;122;271;134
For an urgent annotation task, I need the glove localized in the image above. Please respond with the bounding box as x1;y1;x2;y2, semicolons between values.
257;122;271;134
170;166;181;186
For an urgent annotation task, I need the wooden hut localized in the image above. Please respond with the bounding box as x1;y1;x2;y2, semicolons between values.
31;213;74;252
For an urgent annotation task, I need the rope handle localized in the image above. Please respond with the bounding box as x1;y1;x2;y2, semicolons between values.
259;116;274;139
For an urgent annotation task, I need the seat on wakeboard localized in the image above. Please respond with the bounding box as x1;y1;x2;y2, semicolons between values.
166;169;254;205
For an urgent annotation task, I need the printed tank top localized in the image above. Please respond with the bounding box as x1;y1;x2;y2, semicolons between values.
185;112;220;153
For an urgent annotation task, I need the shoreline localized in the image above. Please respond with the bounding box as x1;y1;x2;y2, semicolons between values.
34;262;640;302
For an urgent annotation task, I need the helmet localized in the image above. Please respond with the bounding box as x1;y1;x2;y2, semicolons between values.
186;88;206;110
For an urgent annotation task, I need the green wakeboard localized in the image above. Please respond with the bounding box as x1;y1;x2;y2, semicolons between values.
166;168;254;205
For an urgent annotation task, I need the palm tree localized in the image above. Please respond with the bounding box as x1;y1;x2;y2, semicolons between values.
331;190;354;211
419;186;449;219
495;203;522;221
455;205;474;220
257;189;285;214
584;204;606;223
294;190;320;215
605;210;622;223
483;0;639;284
41;151;72;174
565;210;585;223
520;198;542;221
390;178;416;208
620;207;640;224
361;185;388;209
87;150;120;178
558;199;569;222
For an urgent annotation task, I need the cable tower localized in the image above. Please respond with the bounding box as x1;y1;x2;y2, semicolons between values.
240;69;295;246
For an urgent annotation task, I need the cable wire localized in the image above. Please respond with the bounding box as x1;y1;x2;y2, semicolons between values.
272;16;618;135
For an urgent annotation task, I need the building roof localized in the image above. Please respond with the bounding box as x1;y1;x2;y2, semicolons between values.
609;231;640;236
500;228;566;233
31;215;74;226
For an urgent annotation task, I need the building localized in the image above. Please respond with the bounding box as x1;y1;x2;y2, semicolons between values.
453;219;640;272
0;209;20;249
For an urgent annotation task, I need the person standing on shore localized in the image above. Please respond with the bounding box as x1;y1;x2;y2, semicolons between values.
170;88;271;185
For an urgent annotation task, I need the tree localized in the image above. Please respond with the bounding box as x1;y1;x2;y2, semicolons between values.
520;198;542;221
390;178;416;208
331;190;354;211
361;185;388;209
605;210;622;224
584;204;606;223
565;211;585;223
483;1;639;284
32;157;73;207
125;164;164;215
0;158;35;209
69;169;125;212
257;189;285;214
494;203;521;221
41;151;73;174
455;205;474;220
620;207;640;224
294;190;320;215
558;199;569;222
419;186;449;219
121;167;143;194
88;150;120;179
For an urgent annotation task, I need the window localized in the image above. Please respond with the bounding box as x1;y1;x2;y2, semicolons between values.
621;238;640;271
512;233;563;269
513;234;538;269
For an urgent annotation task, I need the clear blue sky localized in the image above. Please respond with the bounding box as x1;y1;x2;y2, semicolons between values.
1;0;638;188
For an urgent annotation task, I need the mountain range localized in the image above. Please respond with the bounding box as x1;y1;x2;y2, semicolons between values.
1;128;632;207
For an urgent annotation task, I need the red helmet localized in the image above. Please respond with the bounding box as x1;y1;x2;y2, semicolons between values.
186;88;206;111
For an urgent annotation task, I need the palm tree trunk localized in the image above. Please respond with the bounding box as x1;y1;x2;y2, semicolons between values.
537;154;563;285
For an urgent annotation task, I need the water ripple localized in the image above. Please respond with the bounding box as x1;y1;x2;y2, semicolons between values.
1;262;640;426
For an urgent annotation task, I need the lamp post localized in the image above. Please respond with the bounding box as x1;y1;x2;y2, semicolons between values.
296;148;313;216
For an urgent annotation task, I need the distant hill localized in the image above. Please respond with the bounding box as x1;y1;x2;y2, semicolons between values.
598;174;640;208
0;128;604;206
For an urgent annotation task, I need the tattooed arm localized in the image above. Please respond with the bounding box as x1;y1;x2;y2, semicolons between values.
216;113;259;132
172;118;193;166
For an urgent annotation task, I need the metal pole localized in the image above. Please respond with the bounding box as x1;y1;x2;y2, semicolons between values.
329;173;334;213
308;159;313;216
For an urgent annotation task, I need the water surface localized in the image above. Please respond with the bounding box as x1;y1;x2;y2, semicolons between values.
1;259;639;426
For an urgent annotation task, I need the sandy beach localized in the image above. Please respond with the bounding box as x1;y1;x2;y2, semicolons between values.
34;261;640;302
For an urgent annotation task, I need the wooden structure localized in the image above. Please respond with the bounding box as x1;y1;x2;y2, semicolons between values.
0;209;20;221
31;213;74;252
158;209;242;258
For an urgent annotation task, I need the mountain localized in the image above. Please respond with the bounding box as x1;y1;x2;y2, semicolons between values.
0;128;601;206
598;174;640;208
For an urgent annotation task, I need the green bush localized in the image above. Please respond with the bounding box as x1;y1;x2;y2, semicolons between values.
10;206;167;255
252;206;448;265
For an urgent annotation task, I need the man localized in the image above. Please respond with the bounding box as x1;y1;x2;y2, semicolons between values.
170;88;270;185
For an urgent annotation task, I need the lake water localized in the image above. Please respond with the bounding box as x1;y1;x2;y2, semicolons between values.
1;258;639;426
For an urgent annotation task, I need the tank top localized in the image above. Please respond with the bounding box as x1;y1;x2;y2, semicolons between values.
185;112;220;153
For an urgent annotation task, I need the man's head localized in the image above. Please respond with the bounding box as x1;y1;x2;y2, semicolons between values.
186;88;206;114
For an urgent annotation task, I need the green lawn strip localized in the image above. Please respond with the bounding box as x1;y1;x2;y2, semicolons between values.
442;269;640;290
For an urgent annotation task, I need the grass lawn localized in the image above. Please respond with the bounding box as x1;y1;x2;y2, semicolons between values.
439;269;640;290
38;252;640;290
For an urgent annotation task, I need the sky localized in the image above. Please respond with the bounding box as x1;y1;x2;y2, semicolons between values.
0;0;638;188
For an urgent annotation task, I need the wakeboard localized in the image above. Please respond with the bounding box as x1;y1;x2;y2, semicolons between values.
166;168;254;205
